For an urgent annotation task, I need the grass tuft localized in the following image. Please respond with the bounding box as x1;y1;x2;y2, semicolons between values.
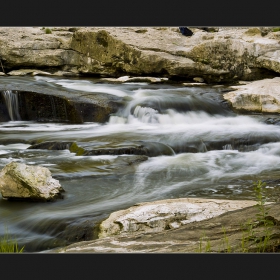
196;180;275;253
0;227;24;253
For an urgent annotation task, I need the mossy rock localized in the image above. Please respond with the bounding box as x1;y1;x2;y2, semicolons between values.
45;28;52;34
244;28;262;36
272;27;280;32
69;142;86;156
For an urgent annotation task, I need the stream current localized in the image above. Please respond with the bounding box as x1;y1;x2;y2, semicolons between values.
1;76;280;252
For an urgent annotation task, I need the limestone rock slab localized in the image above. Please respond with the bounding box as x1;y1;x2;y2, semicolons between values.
224;77;280;113
1;27;280;82
98;197;256;238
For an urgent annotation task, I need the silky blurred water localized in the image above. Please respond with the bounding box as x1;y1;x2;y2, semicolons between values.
1;76;280;252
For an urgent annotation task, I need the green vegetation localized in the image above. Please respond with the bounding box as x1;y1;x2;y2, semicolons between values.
196;232;211;253
252;180;274;252
45;28;52;34
69;142;85;156
196;180;276;253
221;226;232;253
272;27;280;32
0;228;24;253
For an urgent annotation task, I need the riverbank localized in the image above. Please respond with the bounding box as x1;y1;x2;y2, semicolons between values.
49;199;280;253
0;27;280;83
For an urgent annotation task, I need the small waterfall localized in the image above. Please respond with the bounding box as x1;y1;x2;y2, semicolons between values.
133;106;159;123
2;90;21;121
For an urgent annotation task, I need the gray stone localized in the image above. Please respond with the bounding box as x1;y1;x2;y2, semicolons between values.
0;161;64;201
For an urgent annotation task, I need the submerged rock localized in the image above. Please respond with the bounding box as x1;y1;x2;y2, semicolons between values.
28;140;175;157
0;162;64;201
224;77;280;113
98;197;257;238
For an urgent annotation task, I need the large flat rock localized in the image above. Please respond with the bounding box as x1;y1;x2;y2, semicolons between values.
1;27;280;82
98;198;257;238
0;77;124;123
52;201;280;253
224;77;280;113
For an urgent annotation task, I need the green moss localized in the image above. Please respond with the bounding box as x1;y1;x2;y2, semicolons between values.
69;142;85;156
244;28;262;36
45;28;52;34
272;27;280;32
196;57;210;65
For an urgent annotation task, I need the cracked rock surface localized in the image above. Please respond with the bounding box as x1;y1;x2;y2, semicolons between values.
1;27;280;82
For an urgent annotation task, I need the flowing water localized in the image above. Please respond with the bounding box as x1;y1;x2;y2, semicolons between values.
1;76;280;252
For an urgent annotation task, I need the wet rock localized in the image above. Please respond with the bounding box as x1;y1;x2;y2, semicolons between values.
28;133;280;158
0;80;124;124
98;198;257;238
114;155;149;166
28;141;74;151
137;141;175;157
28;140;175;157
264;117;280;125
0;161;64;201
224;77;280;113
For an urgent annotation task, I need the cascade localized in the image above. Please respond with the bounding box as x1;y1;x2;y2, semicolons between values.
2;90;21;121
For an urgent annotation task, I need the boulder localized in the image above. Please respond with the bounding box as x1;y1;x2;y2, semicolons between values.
0;161;64;201
0;79;124;124
223;77;280;113
98;197;257;238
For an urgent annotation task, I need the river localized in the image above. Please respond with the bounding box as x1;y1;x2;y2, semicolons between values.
1;76;280;252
